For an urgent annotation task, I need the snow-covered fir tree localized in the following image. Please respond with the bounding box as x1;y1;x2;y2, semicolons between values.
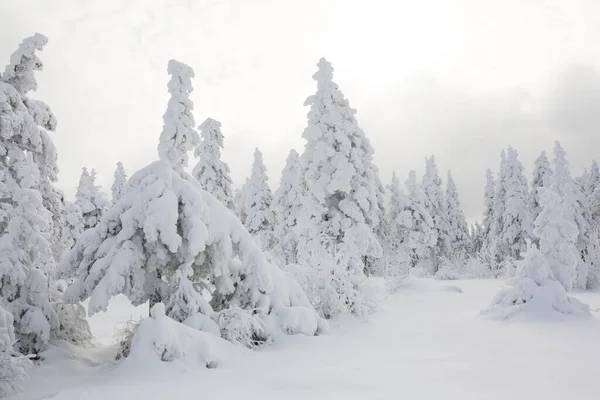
192;117;235;211
239;148;276;251
294;58;382;316
273;149;305;265
60;201;84;252
0;75;59;355
529;151;552;225
75;167;109;230
501;147;533;262
586;160;600;224
3;33;65;264
534;186;579;291
551;141;591;288
381;171;411;275
0;305;32;397
485;240;588;319
233;186;244;220
470;222;484;254
490;149;508;272
445;171;470;257
481;169;495;254
403;170;437;269
421;156;449;271
111;162;127;204
157;60;199;172
365;174;389;277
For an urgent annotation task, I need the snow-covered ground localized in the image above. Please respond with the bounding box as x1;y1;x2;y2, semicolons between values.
13;278;600;400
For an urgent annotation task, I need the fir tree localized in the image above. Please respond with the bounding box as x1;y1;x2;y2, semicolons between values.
383;171;412;275
295;58;382;317
491;149;508;271
111;162;127;204
587;160;600;225
297;58;382;277
273;149;305;264
445;171;470;257
551;141;591;288
501;147;533;261
403;170;437;269
529;151;552;223
481;169;496;254
192;118;235;211
3;33;64;264
422;156;449;271
157;60;199;172
0;76;58;355
75;167;109;230
240;148;276;251
534;186;579;291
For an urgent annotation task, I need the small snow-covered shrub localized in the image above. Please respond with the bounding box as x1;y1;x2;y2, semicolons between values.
0;305;32;397
483;244;589;319
263;262;329;335
216;307;265;348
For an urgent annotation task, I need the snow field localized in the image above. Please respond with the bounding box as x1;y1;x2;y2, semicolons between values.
14;278;600;400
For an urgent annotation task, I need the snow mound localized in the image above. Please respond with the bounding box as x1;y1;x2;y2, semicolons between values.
484;279;589;320
121;303;236;370
387;275;431;293
483;245;590;320
262;263;330;337
182;313;221;336
442;285;464;294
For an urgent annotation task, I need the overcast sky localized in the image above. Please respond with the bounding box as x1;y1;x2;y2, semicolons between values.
2;0;600;222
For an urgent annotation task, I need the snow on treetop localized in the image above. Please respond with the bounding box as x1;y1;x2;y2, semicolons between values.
2;33;48;96
313;57;334;82
158;59;199;172
167;59;195;82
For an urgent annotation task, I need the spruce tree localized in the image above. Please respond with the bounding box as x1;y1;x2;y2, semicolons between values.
535;186;579;291
157;60;199;172
491;150;508;271
0;66;59;355
111;161;127;204
3;33;65;263
192;118;235;211
239;148;276;251
552;141;591;288
445;171;470;257
481;169;496;254
501;147;533;261
273;149;305;264
384;171;412;275
529;151;552;223
403;170;438;269
297;58;382;277
587;160;600;225
422;156;449;271
75;167;109;230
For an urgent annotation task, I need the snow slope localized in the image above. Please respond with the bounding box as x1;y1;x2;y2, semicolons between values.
13;279;600;400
